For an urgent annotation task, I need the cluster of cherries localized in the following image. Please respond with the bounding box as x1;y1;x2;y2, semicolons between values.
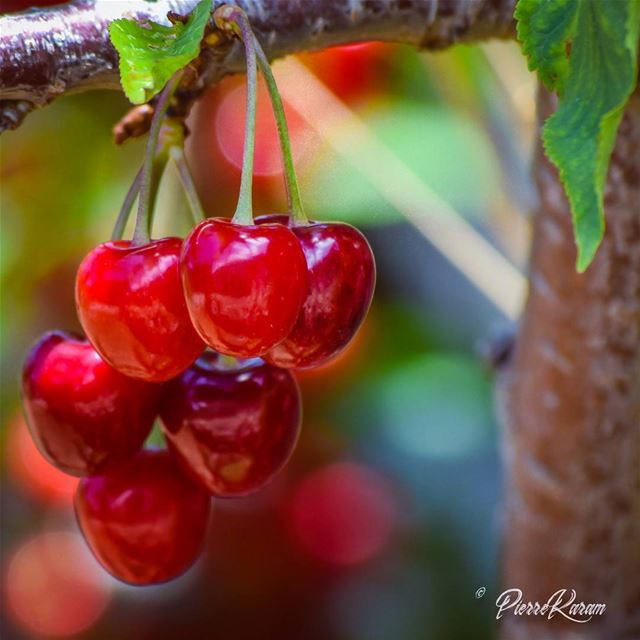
22;208;375;585
20;4;376;586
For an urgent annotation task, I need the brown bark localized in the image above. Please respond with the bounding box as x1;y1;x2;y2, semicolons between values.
499;88;640;639
0;0;516;132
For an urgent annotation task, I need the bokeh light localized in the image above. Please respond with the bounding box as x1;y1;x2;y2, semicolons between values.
299;43;391;104
378;354;493;459
287;462;396;566
6;412;78;507
4;531;111;637
214;81;319;177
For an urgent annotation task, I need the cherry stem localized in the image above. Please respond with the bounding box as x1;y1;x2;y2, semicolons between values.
132;72;183;245
170;146;206;223
215;6;257;226
252;33;308;225
111;168;143;241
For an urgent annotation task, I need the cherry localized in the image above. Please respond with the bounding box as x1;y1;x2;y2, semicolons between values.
180;218;307;357
74;449;211;585
76;238;204;382
160;353;301;496
257;216;376;369
21;331;158;476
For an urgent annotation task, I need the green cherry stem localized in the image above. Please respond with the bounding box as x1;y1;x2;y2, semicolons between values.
132;72;183;245
252;33;308;225
170;146;206;224
111;168;143;241
215;6;257;226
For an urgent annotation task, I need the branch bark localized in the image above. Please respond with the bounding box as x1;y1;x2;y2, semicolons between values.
0;0;516;131
499;88;640;639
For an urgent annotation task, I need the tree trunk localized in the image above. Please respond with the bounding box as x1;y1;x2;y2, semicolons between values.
499;88;640;640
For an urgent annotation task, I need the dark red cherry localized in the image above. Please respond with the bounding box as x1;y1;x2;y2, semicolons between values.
75;238;204;382
75;449;211;585
21;331;158;476
160;353;301;497
180;218;308;358
258;216;376;369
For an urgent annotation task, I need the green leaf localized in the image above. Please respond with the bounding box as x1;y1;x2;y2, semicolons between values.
109;0;212;104
516;0;640;271
515;0;577;92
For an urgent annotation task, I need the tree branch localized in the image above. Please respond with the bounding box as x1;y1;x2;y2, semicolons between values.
0;0;516;132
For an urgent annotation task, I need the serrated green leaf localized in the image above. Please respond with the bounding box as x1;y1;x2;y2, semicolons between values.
516;0;640;271
109;0;212;104
515;0;577;92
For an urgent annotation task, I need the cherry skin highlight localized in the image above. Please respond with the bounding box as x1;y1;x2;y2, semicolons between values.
258;216;376;369
180;218;307;357
160;353;301;497
74;449;211;585
21;331;159;476
75;238;204;382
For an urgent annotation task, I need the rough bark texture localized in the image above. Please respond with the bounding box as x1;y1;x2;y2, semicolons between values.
499;88;640;640
0;0;516;131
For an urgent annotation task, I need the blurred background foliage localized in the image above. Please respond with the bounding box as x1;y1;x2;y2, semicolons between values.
0;26;535;640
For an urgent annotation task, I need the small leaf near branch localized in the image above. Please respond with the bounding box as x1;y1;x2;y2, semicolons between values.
516;0;640;271
109;0;213;105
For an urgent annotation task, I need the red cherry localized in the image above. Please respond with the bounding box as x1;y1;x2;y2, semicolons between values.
160;353;301;497
180;218;308;357
75;238;204;382
21;331;158;476
74;449;211;585
258;216;376;369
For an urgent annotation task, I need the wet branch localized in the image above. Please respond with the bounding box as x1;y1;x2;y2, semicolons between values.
0;0;516;131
